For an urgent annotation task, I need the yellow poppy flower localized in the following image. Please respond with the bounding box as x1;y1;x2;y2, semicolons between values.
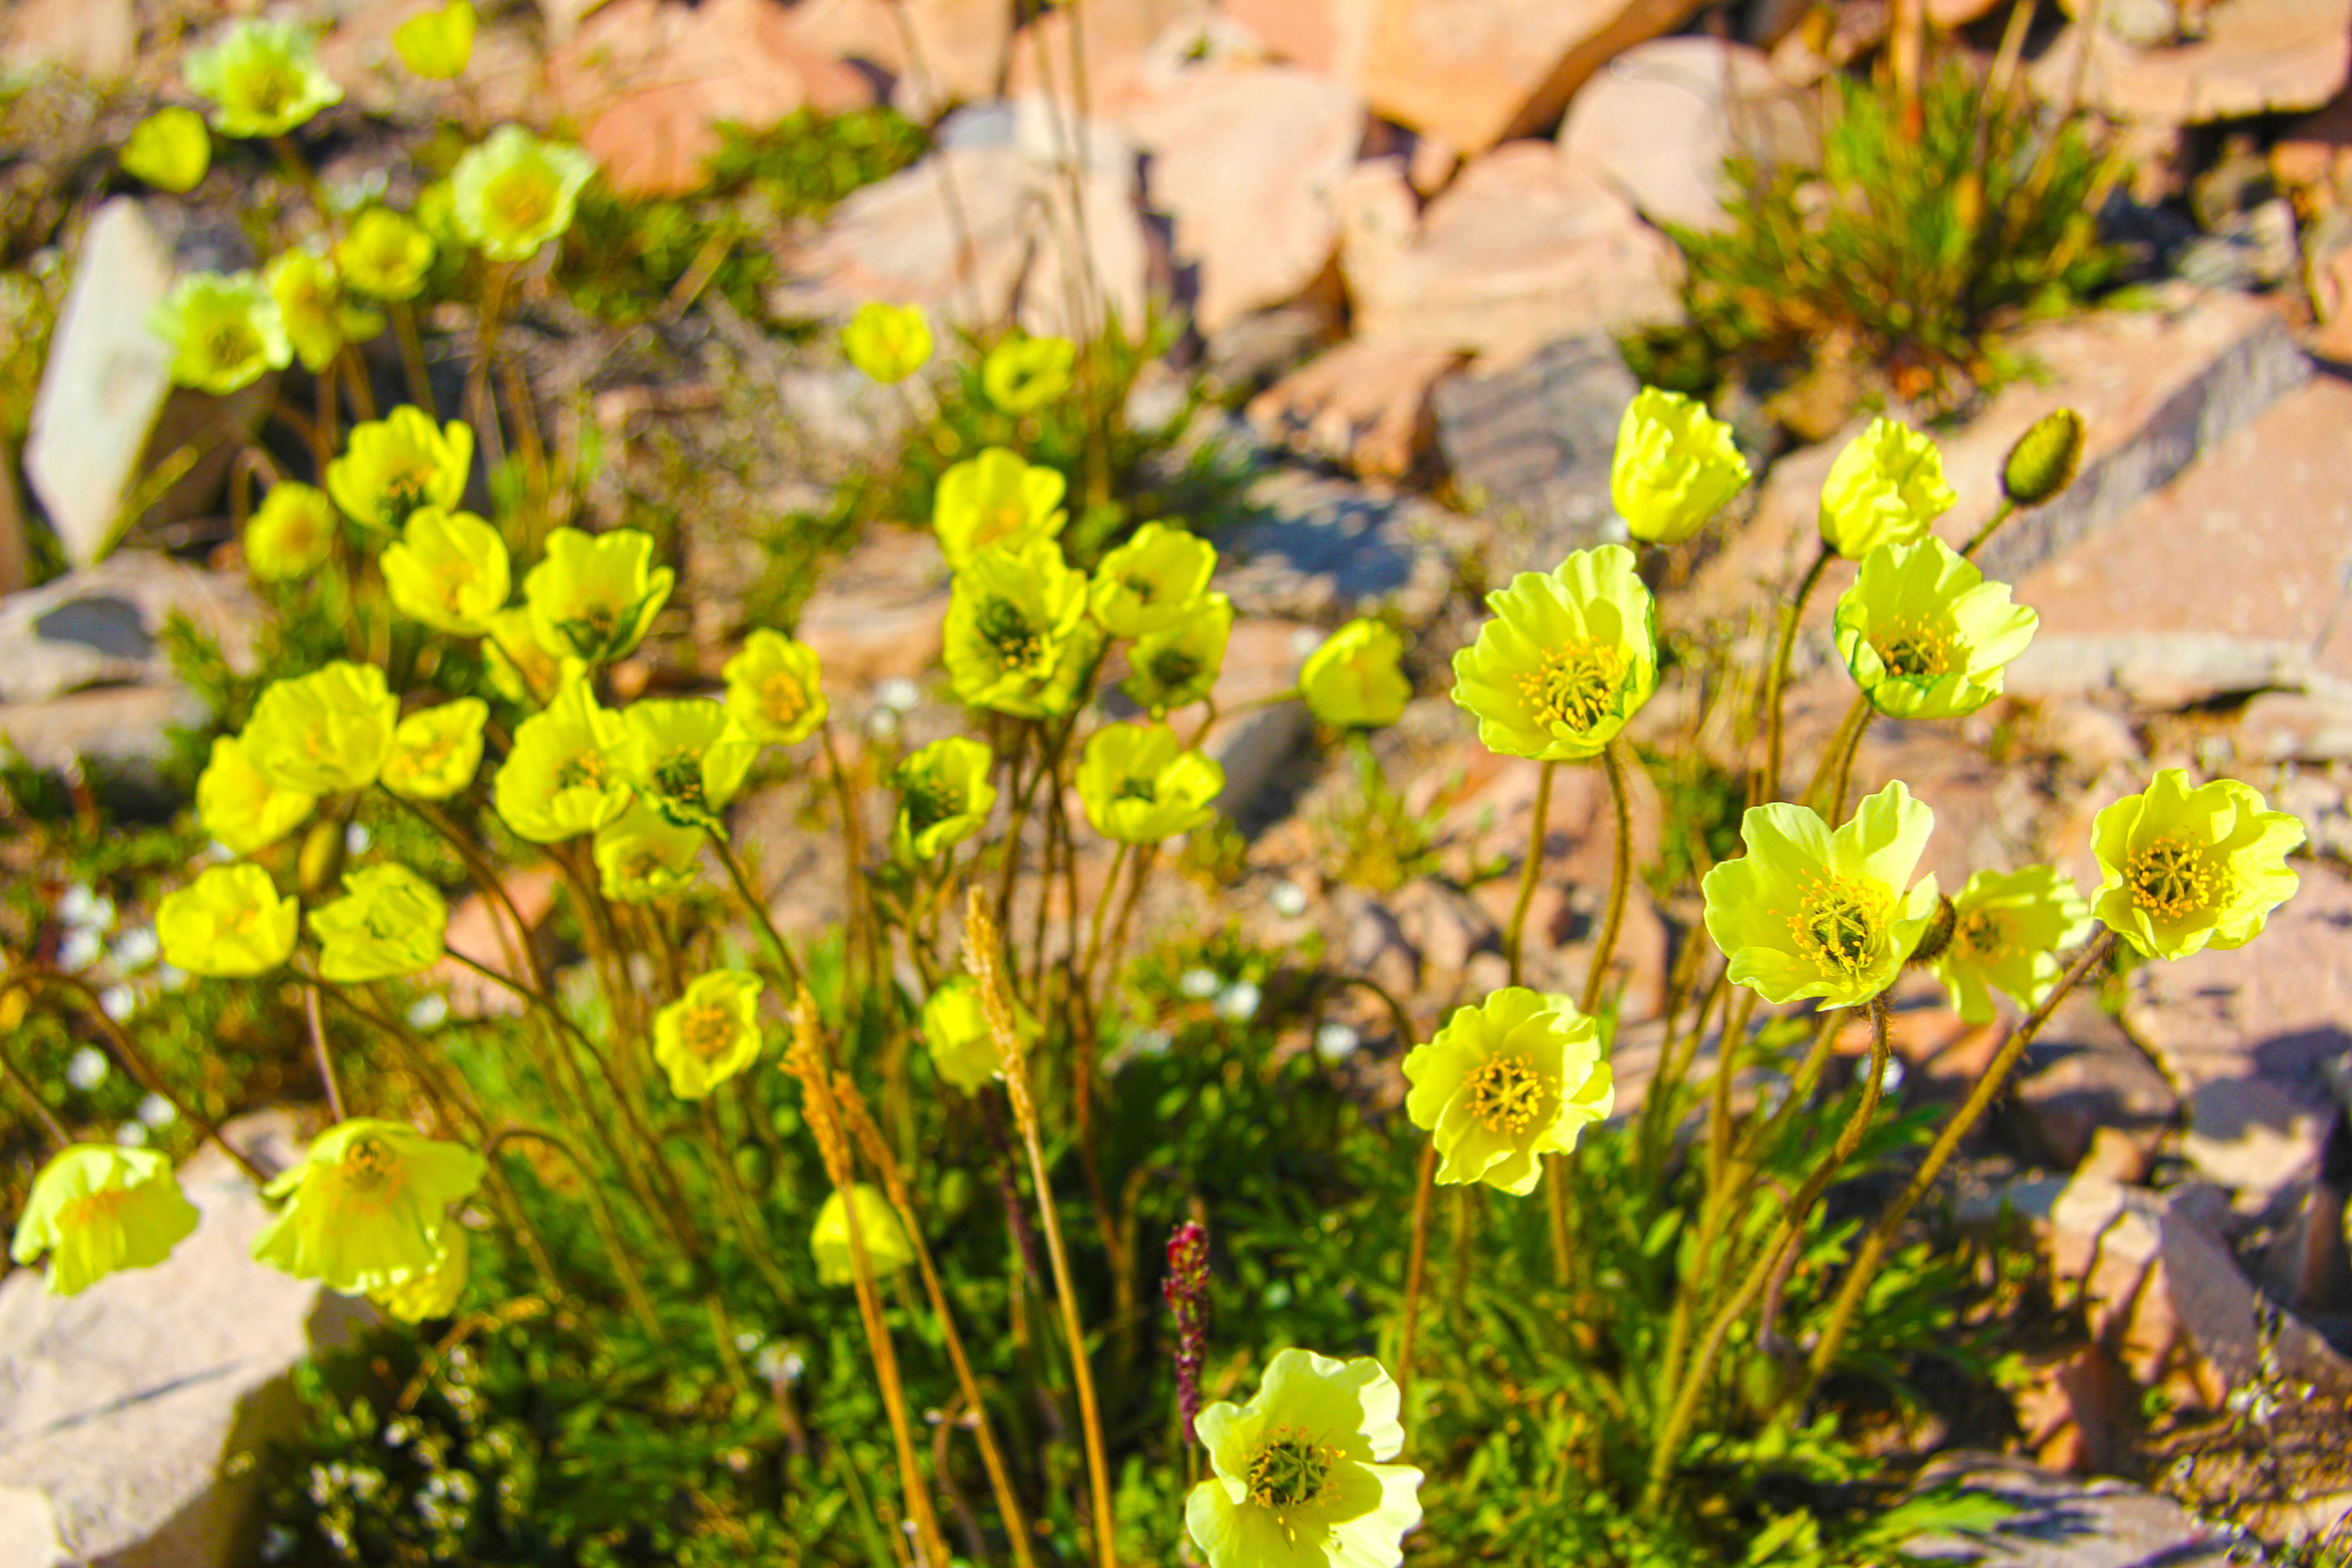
328;407;473;532
491;678;629;843
196;734;316;854
382;507;510;635
2091;769;2303;961
1123;593;1232;715
1077;723;1224;844
1449;544;1656;761
840;301;933;384
393;0;475;79
891;736;997;860
242;661;400;795
1091;522;1215;637
613;699;759;830
121;108;210;193
592;801;706;902
243;481;337;582
1818;416;1956;561
942;536;1098;719
309;862;448;983
1302;619;1410;730
919;975;1014;1092
265;246;380;374
1833;538;2039;720
1701;781;1941;1008
1611;387;1751;546
251;1118;485;1294
811;1184;915;1285
10;1145;201;1297
182;19;343;139
1401;987;1612;1194
523;527;673;664
334;209;435;302
722;630;828;746
148;272;291;395
450;125;597;263
1934;865;2093;1024
981;333;1075;414
482;605;582;706
652;969;765;1099
933;447;1068;572
371;1222;469;1322
157;862;298;977
380;699;488;801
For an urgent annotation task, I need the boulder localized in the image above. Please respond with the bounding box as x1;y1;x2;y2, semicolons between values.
0;0;133;78
2030;0;2352;125
1557;36;1813;233
0;1113;377;1568
1901;1452;2250;1566
1245;337;1461;479
792;526;952;690
784;0;1014;119
1219;460;1467;625
2012;995;2180;1171
1341;143;1682;369
0;551;257;707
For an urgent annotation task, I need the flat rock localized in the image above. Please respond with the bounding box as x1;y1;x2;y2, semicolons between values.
1245;337;1461;480
0;683;207;815
1219;462;1464;625
1556;36;1813;233
1342;144;1682;369
2014;995;2180;1171
1430;333;1643;572
784;0;1013;120
1902;1451;2255;1566
0;0;133;78
0;1112;377;1568
0;551;257;706
793;526;952;691
2030;0;2352;126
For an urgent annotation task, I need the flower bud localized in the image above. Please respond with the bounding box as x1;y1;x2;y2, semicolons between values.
2001;408;2085;508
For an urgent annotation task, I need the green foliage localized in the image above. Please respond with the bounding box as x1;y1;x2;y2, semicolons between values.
1624;57;2122;418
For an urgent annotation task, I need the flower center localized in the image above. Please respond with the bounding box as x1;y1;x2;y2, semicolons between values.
653;752;707;811
210;321;259;368
978;598;1043;670
1464;1053;1547;1136
240;63;302;120
1147;647;1200;691
2127;836;2222;923
1246;1427;1334;1512
903;776;961;834
1953;905;2007;960
1517;640;1624;733
679;1004;738;1059
1869;616;1954;679
1115;775;1156;804
338;1134;402;1199
1124;574;1156;603
1785;874;1889;979
488;171;554;234
760;672;808;728
65;1187;132;1228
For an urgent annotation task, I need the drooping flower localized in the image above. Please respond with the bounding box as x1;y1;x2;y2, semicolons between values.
981;333;1076;414
1934;865;2094;1024
892;736;997;859
380;699;489;802
2090;769;2303;961
722;630;828;746
310;863;448;983
148;272;290;395
10;1145;201;1296
482;605;581;706
943;536;1099;719
328;407;473;532
182;19;343;139
592;802;706;902
393;0;475;79
371;1222;468;1322
243;480;337;582
1818;416;1957;561
1832;539;2038;720
242;662;400;795
334;209;435;302
1302;619;1411;730
1450;544;1657;761
1092;522;1216;638
382;507;510;635
1702;781;1941;1007
841;301;933;384
1611;387;1751;546
524;527;673;664
450;125;596;262
613;699;759;830
811;1183;915;1286
652;969;765;1098
492;678;630;843
1401;987;1612;1194
1184;1348;1424;1568
157;862;298;977
1078;724;1224;844
196;734;316;854
265;246;379;374
919;975;1034;1091
121;107;211;192
251;1118;485;1294
933;447;1068;571
1123;593;1232;715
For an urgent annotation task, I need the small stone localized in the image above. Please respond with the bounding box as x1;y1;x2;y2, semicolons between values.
1902;1452;2249;1565
0;551;257;706
0;0;133;77
2031;0;2352;125
1245;338;1461;480
1219;464;1463;626
1431;333;1642;572
1556;37;1813;234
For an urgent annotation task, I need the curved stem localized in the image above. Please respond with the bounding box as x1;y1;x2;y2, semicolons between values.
1395;1138;1439;1419
0;1039;69;1148
1761;544;1835;804
304;985;346;1121
1960;497;2016;560
1800;931;2117;1391
480;1125;666;1343
1580;741;1634;1017
1802;693;1874;818
1506;761;1558;987
706;828;807;991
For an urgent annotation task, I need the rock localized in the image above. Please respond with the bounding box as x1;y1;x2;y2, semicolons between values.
2034;699;2145;772
1219;462;1465;625
784;0;1013;120
1556;37;1813;234
2274;90;2352;201
2009;1344;2138;1473
2031;0;2352;125
24;201;174;569
1430;333;1643;572
0;0;133;78
2237;690;2352;763
1125;67;1364;337
2181;1076;2331;1196
0;551;257;707
549;0;878;198
0;446;31;599
2012;995;2179;1171
793;526;952;691
1244;338;1461;479
1203;297;1345;393
1354;0;1709;152
433;867;561;1018
1901;1452;2251;1565
1385;875;1498;983
1183;617;1318;823
1342;142;1682;369
1002;0;1225;122
0;1112;377;1568
0;683;208;816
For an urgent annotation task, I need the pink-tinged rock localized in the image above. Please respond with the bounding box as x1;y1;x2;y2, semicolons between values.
1557;37;1813;233
1002;0;1224;122
2274;89;2352;193
549;0;877;197
794;526;951;689
1245;338;1462;478
0;0;132;77
1125;68;1364;335
1224;0;1362;74
785;0;1014;119
433;867;561;1018
1343;142;1682;369
1356;0;1710;152
2031;0;2352;125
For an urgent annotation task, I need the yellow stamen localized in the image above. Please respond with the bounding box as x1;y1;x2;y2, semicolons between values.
1785;874;1890;979
2127;836;2221;922
1464;1053;1548;1136
1517;640;1624;733
1869;616;1955;679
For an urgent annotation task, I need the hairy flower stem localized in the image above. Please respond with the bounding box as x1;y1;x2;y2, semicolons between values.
390;300;437;418
1960;497;2016;560
820;724;876;986
303;984;345;1121
1642;995;1892;1511
965;892;1120;1568
1799;931;2117;1395
706;828;808;991
1802;693;1874;818
468;261;510;476
1760;544;1835;804
1581;742;1636;1016
0;1038;69;1147
481;1125;668;1343
1395;1138;1440;1419
1506;760;1558;987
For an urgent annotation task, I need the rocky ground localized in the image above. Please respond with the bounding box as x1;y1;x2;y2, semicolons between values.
3;0;2352;1561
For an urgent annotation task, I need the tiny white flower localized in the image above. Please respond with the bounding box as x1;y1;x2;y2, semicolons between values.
1128;1026;1173;1057
865;706;901;740
1878;1054;1906;1092
1177;966;1220;999
1268;881;1308;918
1314;1021;1361;1061
1215;979;1261;1022
876;677;921;712
65;1046;110;1090
59;885;114;931
407;994;450;1029
345;822;373;854
1290;626;1326;659
156;963;191;992
111;925;161;970
57;927;104;972
137;1093;179;1128
98;985;137;1021
114;1121;149;1147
